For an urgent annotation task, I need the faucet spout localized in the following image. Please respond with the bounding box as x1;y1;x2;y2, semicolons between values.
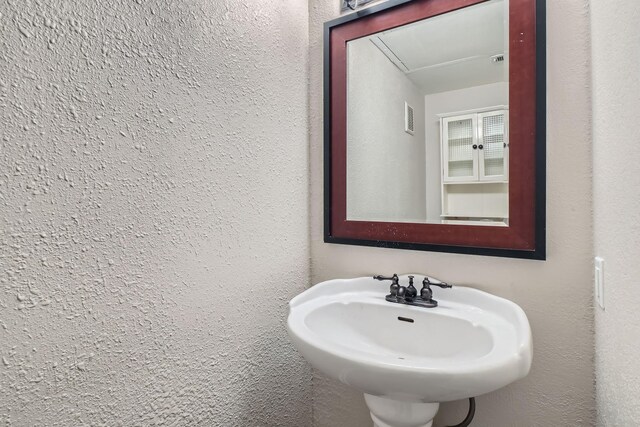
374;274;453;309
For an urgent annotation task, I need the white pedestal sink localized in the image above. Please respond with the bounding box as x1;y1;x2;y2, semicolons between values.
287;275;532;427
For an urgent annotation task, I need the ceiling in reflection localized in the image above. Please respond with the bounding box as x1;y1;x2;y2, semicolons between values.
369;0;508;94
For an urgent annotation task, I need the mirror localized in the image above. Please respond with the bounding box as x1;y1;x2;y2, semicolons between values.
347;0;509;225
324;0;545;259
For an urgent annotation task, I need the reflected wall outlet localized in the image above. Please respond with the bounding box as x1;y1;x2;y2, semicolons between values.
595;257;605;310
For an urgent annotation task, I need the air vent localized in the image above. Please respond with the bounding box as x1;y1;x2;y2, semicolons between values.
490;54;505;63
405;102;415;135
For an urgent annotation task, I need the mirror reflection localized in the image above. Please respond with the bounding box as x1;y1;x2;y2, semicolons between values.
346;0;509;226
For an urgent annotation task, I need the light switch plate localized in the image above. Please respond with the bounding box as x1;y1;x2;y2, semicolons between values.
595;257;605;310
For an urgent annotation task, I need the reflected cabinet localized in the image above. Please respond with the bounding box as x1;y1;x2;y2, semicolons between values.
441;107;508;223
442;108;508;183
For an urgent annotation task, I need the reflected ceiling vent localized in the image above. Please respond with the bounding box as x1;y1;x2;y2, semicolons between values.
405;102;415;136
491;54;505;63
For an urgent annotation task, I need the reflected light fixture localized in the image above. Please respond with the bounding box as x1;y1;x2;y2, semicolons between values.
343;0;377;11
346;0;359;10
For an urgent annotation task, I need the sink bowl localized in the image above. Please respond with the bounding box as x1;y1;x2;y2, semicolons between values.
287;275;532;427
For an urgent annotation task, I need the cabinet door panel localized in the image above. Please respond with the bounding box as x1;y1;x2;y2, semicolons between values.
479;111;508;181
442;115;478;182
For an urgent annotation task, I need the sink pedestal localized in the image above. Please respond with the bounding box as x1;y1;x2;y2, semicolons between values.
365;394;440;427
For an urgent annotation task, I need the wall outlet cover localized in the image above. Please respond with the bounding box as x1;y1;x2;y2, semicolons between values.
595;256;605;310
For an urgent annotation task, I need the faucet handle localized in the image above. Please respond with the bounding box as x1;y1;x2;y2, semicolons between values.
420;278;434;302
374;274;400;296
420;277;452;306
373;274;399;282
423;276;453;289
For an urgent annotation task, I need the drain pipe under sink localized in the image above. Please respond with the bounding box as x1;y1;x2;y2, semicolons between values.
447;398;476;427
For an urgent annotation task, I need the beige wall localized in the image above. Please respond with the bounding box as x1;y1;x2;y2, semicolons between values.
0;1;311;425
309;0;595;425
592;1;640;425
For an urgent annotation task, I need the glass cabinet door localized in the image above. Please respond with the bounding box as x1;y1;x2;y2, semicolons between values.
478;111;508;181
442;114;478;182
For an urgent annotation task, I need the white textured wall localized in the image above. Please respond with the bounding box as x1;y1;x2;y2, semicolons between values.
424;82;508;221
347;37;426;222
310;0;594;426
0;1;311;426
592;1;640;425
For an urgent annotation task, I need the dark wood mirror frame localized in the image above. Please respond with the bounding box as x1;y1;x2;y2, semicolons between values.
324;0;546;259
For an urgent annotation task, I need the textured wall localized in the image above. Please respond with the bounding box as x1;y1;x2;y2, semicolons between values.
309;0;594;426
0;0;311;425
592;1;640;425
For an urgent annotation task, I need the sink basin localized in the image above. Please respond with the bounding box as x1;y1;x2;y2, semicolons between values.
287;275;532;427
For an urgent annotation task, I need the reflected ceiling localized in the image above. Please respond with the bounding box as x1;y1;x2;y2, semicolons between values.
369;0;508;94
